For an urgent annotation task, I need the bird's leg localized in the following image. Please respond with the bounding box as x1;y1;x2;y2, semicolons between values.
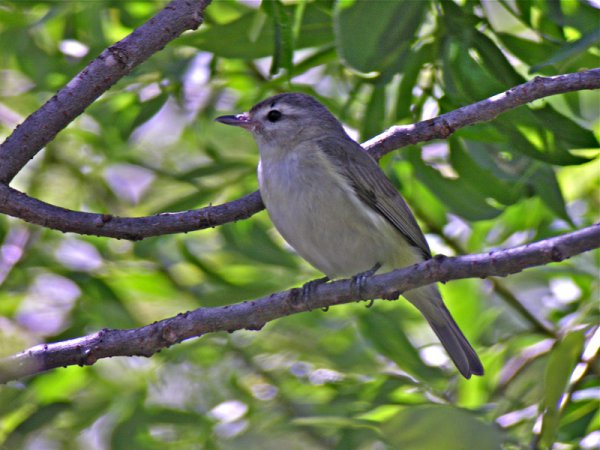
351;262;381;302
301;276;330;306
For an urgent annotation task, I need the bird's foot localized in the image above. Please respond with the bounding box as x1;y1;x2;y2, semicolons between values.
301;276;330;305
351;263;381;301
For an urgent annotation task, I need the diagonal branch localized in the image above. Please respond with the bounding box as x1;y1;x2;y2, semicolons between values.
0;69;598;239
363;68;600;159
0;0;212;184
1;223;598;383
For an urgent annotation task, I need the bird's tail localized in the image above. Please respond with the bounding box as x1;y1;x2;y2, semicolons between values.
404;285;484;379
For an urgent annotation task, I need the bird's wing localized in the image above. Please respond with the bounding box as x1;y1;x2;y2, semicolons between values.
316;136;431;260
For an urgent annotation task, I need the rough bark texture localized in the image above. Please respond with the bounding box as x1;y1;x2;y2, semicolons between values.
1;223;598;383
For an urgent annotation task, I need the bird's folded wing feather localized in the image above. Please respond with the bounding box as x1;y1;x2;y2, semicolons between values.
317;136;431;260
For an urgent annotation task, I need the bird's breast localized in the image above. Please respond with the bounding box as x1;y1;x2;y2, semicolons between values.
257;147;419;278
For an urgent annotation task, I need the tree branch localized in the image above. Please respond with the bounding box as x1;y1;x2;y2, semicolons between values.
411;203;557;337
0;185;263;240
0;0;211;184
1;223;598;383
0;69;598;238
363;68;600;159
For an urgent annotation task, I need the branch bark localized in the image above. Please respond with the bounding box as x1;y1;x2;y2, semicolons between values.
363;69;600;159
1;223;598;383
0;185;263;240
0;0;211;184
0;1;597;387
0;69;598;239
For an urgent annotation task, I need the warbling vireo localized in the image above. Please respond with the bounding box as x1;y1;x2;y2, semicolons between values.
216;93;483;378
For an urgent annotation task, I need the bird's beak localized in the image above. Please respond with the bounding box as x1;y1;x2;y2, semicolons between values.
214;113;254;130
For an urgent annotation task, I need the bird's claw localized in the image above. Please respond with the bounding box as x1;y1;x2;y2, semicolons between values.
351;262;381;299
301;276;329;302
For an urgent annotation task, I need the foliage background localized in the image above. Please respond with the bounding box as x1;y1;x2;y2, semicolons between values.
0;0;598;449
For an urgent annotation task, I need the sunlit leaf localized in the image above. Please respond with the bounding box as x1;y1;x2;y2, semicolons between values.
539;329;586;448
450;138;523;206
358;308;442;382
261;0;293;75
395;43;433;121
408;150;502;221
361;85;386;140
532;28;600;72
529;163;573;225
9;402;71;436
380;404;504;448
187;3;332;59
334;0;428;80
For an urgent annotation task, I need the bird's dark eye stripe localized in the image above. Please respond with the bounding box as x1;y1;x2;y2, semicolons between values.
267;110;282;122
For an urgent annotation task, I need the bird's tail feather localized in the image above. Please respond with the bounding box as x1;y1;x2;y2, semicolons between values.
404;285;484;379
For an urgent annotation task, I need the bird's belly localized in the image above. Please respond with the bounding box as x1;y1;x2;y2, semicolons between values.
259;159;421;279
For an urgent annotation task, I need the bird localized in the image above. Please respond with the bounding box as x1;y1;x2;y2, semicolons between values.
215;92;483;378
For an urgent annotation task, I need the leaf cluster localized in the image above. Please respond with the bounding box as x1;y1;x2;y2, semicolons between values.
0;1;598;449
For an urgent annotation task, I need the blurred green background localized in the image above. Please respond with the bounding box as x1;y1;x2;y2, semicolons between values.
0;1;598;449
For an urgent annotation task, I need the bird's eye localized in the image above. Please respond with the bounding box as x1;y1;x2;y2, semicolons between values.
267;110;282;122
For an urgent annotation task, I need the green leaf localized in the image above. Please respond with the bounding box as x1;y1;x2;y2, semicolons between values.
515;0;532;26
293;415;378;431
560;0;600;34
532;105;599;151
188;3;332;59
220;220;299;269
539;329;586;448
176;160;253;181
31;366;88;403
455;138;578;221
443;38;505;103
74;276;139;329
472;30;524;88
129;91;168;132
111;404;147;450
440;1;479;31
496;33;557;72
494;114;591;166
533;1;565;41
290;44;337;77
0;386;22;416
145;407;214;426
408;150;502;221
381;404;504;449
529;164;573;225
587;406;600;434
361;85;386;141
262;0;293;75
358;309;442;381
559;397;600;440
449;138;523;206
155;187;220;213
532;28;600;72
179;240;237;287
334;0;428;80
395;43;433;121
11;402;71;435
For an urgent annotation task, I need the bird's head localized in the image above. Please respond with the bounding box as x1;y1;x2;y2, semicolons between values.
215;93;346;150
